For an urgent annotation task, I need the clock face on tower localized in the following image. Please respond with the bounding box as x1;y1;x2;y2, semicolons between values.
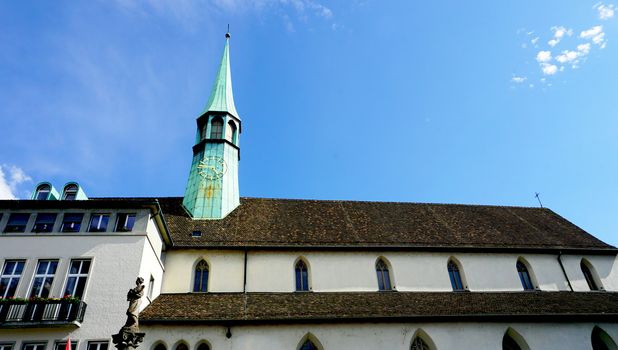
197;156;227;180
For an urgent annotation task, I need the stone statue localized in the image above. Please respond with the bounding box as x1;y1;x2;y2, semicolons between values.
112;277;146;350
123;277;145;332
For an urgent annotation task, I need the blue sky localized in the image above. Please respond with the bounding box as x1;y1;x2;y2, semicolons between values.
1;1;617;245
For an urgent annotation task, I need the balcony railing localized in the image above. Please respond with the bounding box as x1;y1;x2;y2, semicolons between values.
0;299;86;327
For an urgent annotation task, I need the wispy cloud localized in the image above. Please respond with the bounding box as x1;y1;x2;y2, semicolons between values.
512;5;614;88
594;3;615;20
0;164;32;199
511;76;527;83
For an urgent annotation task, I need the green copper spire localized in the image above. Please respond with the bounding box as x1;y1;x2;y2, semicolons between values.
203;32;240;119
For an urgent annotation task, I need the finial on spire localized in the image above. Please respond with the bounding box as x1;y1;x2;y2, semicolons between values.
226;24;230;39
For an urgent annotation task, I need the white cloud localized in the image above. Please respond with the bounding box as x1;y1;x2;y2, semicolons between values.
541;63;558;75
511;76;527;83
548;26;573;47
536;51;552;62
555;50;579;64
595;3;615;20
580;25;607;48
531;37;540;45
0;164;32;199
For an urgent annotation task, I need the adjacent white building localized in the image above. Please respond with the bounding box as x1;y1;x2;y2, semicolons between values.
1;33;618;350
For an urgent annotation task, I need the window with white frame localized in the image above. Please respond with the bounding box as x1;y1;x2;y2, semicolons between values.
64;259;91;298
0;260;26;298
22;343;46;350
88;214;110;232
54;341;77;350
62;184;78;200
0;343;14;350
34;184;51;200
115;213;136;232
87;342;108;350
29;260;59;298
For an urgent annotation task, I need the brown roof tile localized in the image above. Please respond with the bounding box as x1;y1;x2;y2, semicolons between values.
140;292;618;324
156;197;615;252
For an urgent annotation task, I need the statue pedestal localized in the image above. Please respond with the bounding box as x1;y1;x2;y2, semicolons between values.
112;329;145;350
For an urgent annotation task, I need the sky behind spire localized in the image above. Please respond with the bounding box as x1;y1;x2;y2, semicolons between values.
0;1;617;245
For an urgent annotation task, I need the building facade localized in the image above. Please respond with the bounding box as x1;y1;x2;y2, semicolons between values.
1;33;618;350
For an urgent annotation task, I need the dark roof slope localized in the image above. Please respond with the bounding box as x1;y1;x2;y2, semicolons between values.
157;197;615;252
140;292;618;324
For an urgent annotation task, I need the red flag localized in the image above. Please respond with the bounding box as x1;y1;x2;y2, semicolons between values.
65;338;71;350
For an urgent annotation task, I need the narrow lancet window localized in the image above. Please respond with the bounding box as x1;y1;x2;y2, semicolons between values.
448;259;465;291
299;340;318;350
517;260;535;291
193;260;209;292
411;337;431;350
226;120;237;144
295;259;309;291
581;260;602;291
376;258;393;291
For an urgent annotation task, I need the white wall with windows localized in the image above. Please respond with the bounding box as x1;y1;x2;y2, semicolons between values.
141;322;618;350
0;211;166;348
161;250;618;293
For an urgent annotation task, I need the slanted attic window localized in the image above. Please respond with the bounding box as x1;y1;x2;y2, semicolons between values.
35;184;51;200
447;259;465;291
581;260;602;291
516;260;535;291
192;230;202;237
210;117;224;139
63;184;78;200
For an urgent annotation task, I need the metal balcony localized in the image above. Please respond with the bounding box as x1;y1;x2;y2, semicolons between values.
0;300;86;328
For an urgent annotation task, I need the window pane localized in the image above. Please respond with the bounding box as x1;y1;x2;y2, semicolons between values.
4;213;30;232
115;213;136;232
80;260;91;274
89;214;110;232
61;213;83;232
36;189;50;200
33;213;57;232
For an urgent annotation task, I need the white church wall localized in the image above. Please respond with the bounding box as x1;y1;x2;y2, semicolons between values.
161;250;244;293
141;322;618;350
163;250;618;293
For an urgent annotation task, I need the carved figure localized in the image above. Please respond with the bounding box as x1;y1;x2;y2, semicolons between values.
123;277;145;332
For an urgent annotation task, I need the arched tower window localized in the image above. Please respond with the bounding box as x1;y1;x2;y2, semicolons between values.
411;337;430;350
592;326;618;350
295;259;310;292
193;259;209;292
299;340;318;350
376;258;393;291
63;184;78;200
34;184;51;200
581;259;603;291
226;120;237;144
153;344;166;350
516;260;535;291
447;259;465;291
175;344;188;350
210;117;224;139
502;328;530;350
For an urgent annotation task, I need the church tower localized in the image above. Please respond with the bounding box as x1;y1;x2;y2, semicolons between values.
182;32;241;219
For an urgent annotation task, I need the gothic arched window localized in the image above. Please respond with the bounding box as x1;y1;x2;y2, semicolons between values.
447;259;465;291
503;333;522;350
592;326;618;350
376;258;393;291
193;260;209;292
516;260;535;291
411;337;430;350
175;344;188;350
210;117;224;139
153;344;166;350
299;340;318;350
226;120;237;144
196;343;210;350
581;260;602;291
295;259;310;291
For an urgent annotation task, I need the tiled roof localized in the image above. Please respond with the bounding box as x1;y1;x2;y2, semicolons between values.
156;197;616;252
140;291;618;324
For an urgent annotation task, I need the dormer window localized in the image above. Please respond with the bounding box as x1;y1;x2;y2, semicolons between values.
210;117;224;139
63;184;78;200
34;184;51;200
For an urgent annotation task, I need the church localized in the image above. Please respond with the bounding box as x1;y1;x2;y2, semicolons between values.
0;32;617;350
